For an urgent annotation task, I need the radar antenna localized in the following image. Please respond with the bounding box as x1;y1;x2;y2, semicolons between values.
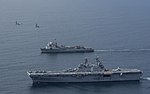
96;56;105;69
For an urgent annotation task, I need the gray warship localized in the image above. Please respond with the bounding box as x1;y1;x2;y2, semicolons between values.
27;57;142;83
40;41;94;53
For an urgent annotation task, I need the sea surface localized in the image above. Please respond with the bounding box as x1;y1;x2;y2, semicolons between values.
0;0;150;94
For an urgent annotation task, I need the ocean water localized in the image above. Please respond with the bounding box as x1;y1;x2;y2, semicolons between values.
0;0;150;94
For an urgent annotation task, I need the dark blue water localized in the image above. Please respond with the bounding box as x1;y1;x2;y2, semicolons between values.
0;0;150;93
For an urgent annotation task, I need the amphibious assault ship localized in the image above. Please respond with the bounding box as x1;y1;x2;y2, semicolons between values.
27;57;142;83
40;41;94;53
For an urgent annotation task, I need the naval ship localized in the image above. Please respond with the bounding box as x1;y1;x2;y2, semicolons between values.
40;41;94;53
27;57;142;83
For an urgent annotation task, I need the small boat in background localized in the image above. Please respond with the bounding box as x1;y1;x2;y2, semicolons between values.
16;21;22;25
35;24;40;28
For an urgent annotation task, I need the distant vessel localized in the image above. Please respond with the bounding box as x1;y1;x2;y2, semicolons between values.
15;21;22;25
35;24;40;28
40;41;94;53
27;57;142;83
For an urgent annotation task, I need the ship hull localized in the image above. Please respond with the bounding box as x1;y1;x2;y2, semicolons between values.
40;48;94;53
28;72;142;83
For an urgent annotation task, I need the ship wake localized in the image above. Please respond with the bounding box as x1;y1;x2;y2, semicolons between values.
95;48;150;52
142;77;150;81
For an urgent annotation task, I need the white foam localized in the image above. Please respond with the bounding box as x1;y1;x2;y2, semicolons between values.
142;77;150;80
95;49;150;52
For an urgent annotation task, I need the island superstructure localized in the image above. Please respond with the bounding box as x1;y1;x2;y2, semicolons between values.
40;41;94;53
27;57;142;83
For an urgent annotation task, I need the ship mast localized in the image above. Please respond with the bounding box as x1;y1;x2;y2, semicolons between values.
96;56;105;69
